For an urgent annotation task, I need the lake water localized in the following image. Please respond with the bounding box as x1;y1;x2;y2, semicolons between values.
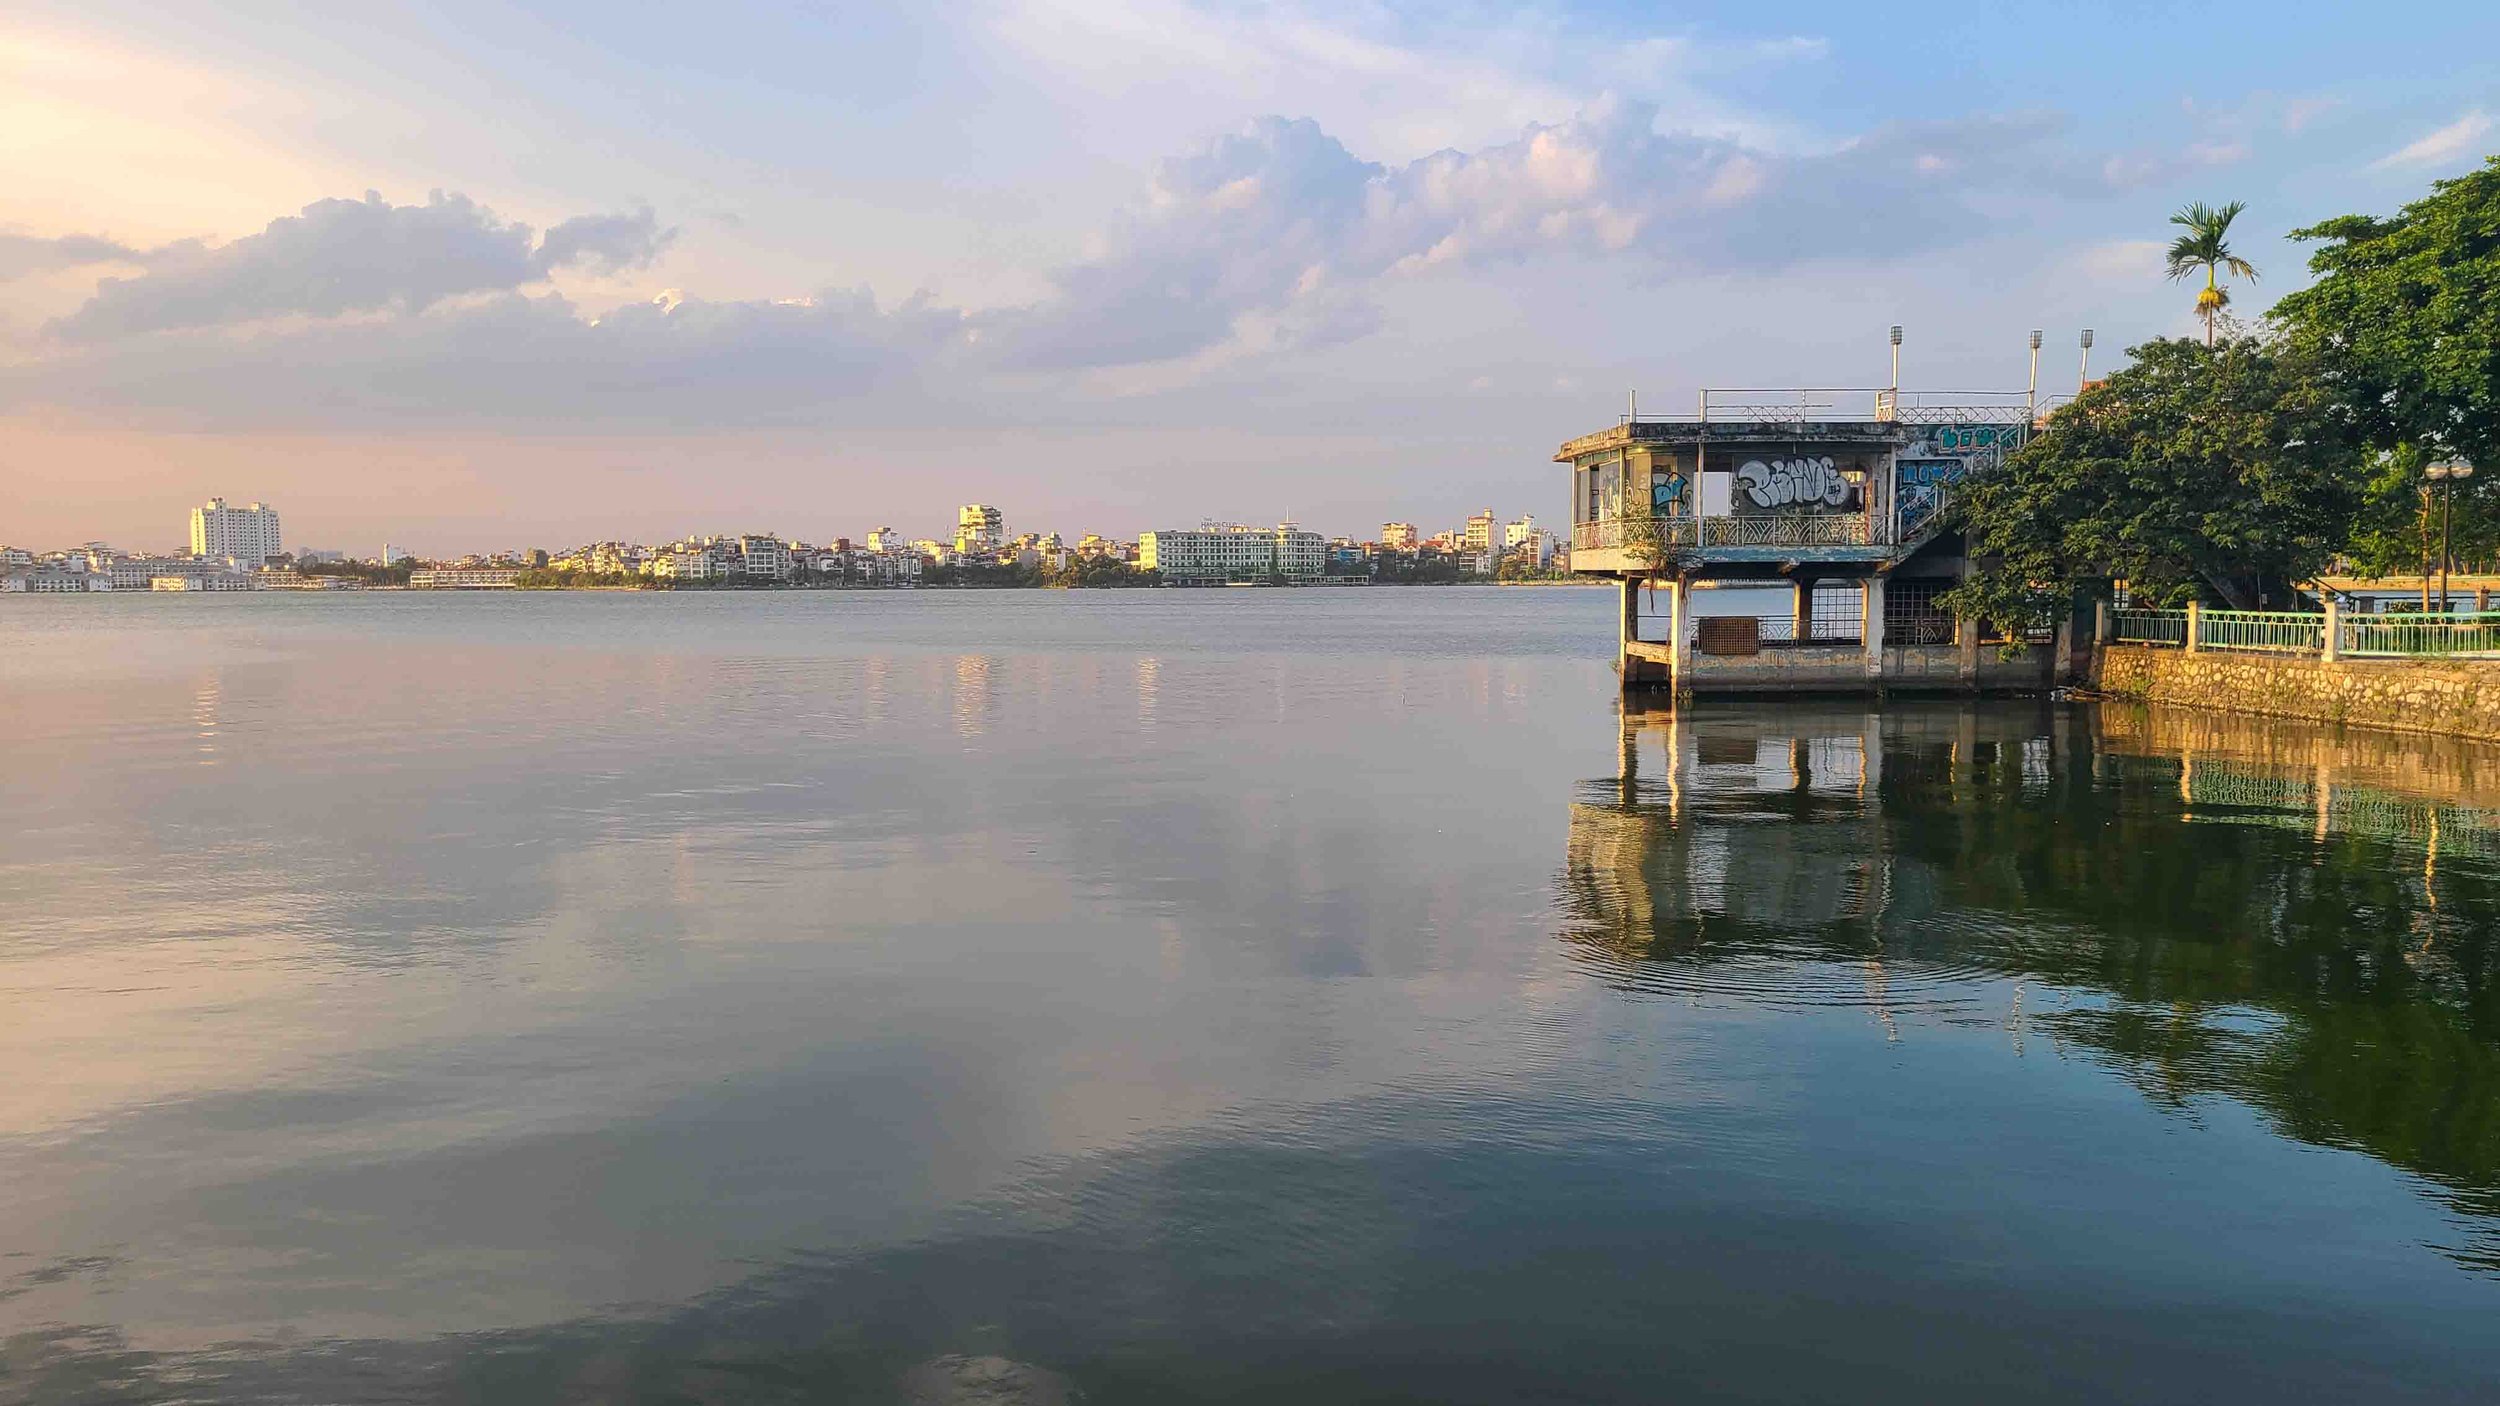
4;588;2499;1403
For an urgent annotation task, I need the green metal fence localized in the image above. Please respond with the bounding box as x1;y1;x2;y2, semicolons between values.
2110;605;2500;658
2111;609;2187;646
2199;609;2325;653
2340;612;2500;658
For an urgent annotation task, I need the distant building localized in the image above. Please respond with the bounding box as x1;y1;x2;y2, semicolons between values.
149;573;255;591
409;567;524;589
1380;522;1418;550
1461;509;1498;553
12;571;110;593
866;527;901;552
191;499;282;563
1138;524;1326;584
736;534;793;581
1505;516;1556;568
955;504;1004;557
107;556;225;591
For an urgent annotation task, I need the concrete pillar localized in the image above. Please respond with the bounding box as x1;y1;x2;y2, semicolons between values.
1617;576;1640;688
2321;598;2341;662
2184;600;2202;655
2094;600;2112;644
2054;618;2076;684
1794;579;1814;646
2478;587;2490;613
1862;576;1887;682
1956;615;1980;686
1668;577;1691;691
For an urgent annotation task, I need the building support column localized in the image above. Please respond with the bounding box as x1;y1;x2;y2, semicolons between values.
1793;578;1814;647
2184;600;2203;655
1862;577;1887;685
1957;615;1980;688
2321;598;2341;663
1618;576;1640;688
1667;576;1691;693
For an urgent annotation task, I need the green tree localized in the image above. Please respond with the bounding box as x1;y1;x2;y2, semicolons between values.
1944;336;2352;624
2166;199;2259;348
2271;157;2500;573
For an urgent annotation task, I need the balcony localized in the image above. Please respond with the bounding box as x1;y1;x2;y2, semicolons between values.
1572;513;1875;555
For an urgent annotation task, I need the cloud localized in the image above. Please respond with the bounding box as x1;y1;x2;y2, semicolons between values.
2373;110;2494;170
535;207;676;276
2073;238;2165;283
985;100;2106;372
47;192;677;342
17;287;969;429
0;232;156;282
7;98;2180;428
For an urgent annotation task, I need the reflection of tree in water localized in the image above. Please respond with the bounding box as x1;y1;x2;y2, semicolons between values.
1560;701;2500;1264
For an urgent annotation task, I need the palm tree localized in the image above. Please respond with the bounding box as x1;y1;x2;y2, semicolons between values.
2165;200;2258;348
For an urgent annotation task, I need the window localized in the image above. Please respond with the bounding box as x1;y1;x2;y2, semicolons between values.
1885;579;1955;646
1809;583;1862;642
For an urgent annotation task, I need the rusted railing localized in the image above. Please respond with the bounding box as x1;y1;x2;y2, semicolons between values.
1573;515;1874;552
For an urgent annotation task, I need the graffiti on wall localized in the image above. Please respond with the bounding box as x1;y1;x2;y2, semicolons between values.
1652;473;1687;514
1735;456;1852;509
1896;458;1965;488
1914;424;2025;454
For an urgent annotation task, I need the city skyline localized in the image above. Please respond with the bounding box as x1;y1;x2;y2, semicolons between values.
3;492;1561;591
5;3;2498;550
8;493;1555;566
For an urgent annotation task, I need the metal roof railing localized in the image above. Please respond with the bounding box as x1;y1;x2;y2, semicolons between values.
1604;387;2051;426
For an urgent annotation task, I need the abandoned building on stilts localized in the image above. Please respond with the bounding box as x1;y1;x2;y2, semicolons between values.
1560;372;2081;694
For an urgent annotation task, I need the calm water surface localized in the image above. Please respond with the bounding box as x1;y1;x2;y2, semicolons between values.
4;589;2499;1402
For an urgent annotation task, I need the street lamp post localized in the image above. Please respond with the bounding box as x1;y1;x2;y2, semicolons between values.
2078;329;2094;395
2027;329;2042;422
2427;459;2476;613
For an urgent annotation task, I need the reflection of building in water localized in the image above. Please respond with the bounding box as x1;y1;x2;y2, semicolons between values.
1561;698;2500;1265
1572;707;1897;952
952;655;993;738
1576;700;2500;966
1569;700;2080;961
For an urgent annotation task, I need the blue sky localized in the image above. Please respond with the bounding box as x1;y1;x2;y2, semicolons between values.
3;1;2496;552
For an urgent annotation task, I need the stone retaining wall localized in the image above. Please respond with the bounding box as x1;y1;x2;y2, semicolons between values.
2093;644;2500;742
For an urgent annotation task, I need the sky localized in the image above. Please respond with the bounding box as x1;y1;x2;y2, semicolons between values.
2;1;2496;555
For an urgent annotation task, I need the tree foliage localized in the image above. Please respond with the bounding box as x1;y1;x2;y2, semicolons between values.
2273;156;2500;470
2272;156;2500;573
1944;337;2354;623
1043;555;1159;587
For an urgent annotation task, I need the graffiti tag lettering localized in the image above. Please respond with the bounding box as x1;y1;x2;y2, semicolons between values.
1735;456;1851;509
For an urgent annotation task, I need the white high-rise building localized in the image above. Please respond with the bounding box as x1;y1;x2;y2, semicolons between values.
190;498;282;562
